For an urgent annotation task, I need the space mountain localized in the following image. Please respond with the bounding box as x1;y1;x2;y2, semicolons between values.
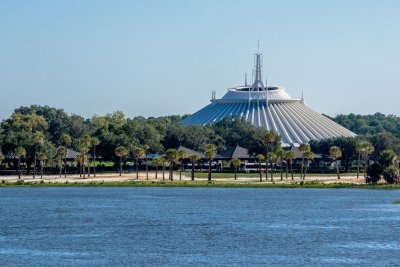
181;51;356;147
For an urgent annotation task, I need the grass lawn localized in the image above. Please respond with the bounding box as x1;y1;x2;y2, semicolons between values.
182;171;357;179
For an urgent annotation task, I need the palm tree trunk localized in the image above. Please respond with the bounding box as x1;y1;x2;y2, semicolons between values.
191;161;195;181
301;157;304;180
162;162;165;181
82;160;86;178
304;164;308;179
285;160;288;179
136;159;139;179
280;158;283;180
336;160;340;179
179;160;182;181
364;159;367;178
64;145;67;178
87;154;90;177
170;161;173;181
266;162;269;181
146;155;148;180
259;161;262;182
59;160;62;178
40;161;43;179
270;161;274;182
155;166;158;179
235;167;237;180
18;157;21;180
291;162;294;180
208;160;212;181
357;152;360;179
93;146;96;177
119;157;122;176
33;145;37;179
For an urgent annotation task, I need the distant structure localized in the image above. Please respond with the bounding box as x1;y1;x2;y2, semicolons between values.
181;50;356;147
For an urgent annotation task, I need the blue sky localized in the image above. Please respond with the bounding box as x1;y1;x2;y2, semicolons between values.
0;0;399;120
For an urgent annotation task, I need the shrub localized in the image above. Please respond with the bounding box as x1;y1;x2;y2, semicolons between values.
383;166;400;184
366;163;383;183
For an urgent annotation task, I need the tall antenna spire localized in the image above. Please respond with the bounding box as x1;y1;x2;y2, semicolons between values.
245;72;247;86
252;43;265;91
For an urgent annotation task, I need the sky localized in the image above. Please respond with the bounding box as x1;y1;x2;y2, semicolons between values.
0;0;399;120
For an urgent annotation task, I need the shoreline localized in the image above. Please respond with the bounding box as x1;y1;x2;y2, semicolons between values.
0;172;398;189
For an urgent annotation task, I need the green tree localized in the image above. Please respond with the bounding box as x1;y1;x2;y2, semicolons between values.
285;150;296;180
114;146;128;176
90;137;100;177
164;149;178;181
14;147;26;179
380;150;397;168
329;146;342;179
299;143;310;180
302;151;315;180
32;131;45;179
230;158;241;180
177;149;188;181
131;146;145;179
204;144;217;181
0;153;5;165
256;154;265;182
189;154;201;181
362;142;374;178
62;134;72;177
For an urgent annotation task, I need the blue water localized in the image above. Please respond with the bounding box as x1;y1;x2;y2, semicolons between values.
1;188;400;266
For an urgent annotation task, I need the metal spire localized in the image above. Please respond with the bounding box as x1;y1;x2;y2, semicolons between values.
252;45;265;92
245;72;247;86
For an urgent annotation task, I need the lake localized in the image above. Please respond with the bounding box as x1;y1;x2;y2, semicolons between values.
1;187;400;266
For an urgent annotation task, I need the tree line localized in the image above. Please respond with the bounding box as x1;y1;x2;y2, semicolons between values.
0;105;400;183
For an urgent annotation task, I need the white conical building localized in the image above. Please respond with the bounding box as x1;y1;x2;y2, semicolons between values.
181;51;356;147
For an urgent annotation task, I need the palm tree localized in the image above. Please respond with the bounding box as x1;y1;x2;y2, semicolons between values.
204;144;217;181
62;134;72;178
14;147;26;180
177;149;188;180
285;150;296;180
276;149;285;180
161;155;167;181
37;152;47;179
264;132;276;154
56;147;67;178
256;154;265;182
230;158;241;180
82;135;92;176
114;146;128;176
189;154;201;181
0;153;5;165
90;137;100;177
75;154;83;177
164;149;178;181
32;131;45;179
266;152;277;182
329;146;342;179
381;150;397;168
143;144;150;180
298;143;310;180
132;146;145;179
78;145;90;178
152;157;163;179
302;151;315;180
362;143;374;178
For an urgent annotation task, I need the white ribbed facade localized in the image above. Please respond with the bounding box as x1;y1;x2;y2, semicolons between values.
181;52;356;147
